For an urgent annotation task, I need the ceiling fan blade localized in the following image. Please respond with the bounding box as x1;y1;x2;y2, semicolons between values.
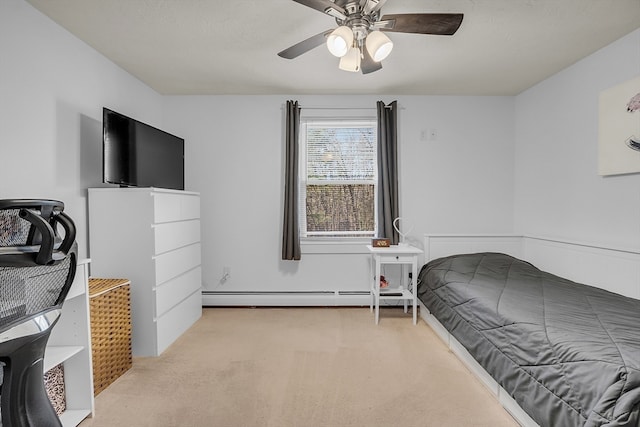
379;13;463;35
278;29;333;59
293;0;347;20
362;0;388;15
361;46;382;74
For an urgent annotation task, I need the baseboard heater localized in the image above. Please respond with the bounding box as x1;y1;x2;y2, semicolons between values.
201;290;371;307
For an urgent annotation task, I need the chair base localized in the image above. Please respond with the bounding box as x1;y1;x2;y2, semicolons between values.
0;329;61;427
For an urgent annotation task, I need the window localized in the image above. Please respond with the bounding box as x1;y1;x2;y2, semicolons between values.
299;119;377;239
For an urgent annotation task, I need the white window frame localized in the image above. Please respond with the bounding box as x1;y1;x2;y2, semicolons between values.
298;117;378;242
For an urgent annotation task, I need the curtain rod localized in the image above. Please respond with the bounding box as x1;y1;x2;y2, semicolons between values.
284;105;403;110
299;106;377;110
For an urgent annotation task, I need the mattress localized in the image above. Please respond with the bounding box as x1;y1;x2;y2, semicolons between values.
416;252;640;427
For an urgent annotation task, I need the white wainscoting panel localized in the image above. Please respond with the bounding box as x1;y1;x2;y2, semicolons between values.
424;234;523;262
523;236;640;299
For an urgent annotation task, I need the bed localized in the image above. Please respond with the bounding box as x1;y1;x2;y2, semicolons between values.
416;239;640;427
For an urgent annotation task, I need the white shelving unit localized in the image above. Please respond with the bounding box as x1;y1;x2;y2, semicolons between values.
88;187;202;357
45;258;94;426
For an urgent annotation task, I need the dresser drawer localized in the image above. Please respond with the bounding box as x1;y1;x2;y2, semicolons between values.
156;267;202;317
153;192;200;223
153;243;201;285
153;219;200;255
155;290;202;355
376;254;416;264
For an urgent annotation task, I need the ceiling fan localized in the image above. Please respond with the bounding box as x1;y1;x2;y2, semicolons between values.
278;0;464;74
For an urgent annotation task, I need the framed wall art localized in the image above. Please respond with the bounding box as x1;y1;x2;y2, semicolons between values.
598;75;640;176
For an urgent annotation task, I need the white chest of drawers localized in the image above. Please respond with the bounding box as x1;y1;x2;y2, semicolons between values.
88;188;202;356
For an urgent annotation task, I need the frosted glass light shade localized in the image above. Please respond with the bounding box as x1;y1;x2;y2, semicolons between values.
327;26;353;57
366;31;393;62
339;47;361;72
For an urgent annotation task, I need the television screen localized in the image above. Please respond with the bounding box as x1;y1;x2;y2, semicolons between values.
103;108;184;190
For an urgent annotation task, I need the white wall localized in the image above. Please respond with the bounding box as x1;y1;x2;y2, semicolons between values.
400;96;515;239
0;0;165;258
164;95;515;293
514;29;640;251
9;0;636;302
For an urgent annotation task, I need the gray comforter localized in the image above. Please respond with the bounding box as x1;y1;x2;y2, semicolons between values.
417;252;640;427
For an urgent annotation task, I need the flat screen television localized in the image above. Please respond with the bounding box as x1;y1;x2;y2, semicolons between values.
102;108;185;190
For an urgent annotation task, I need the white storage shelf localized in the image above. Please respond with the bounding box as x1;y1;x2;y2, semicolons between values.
379;288;414;300
45;258;94;427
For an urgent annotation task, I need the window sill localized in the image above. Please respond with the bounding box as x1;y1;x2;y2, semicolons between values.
300;239;371;254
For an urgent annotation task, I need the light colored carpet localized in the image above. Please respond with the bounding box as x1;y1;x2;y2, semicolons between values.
79;307;518;427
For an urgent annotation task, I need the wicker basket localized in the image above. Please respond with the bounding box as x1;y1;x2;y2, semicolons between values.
88;278;132;396
44;364;66;415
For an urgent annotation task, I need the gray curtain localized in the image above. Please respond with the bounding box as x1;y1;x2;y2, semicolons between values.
376;100;400;245
282;100;301;260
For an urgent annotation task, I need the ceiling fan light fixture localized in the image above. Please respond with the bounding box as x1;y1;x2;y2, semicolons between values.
365;31;393;62
327;26;353;57
338;46;361;72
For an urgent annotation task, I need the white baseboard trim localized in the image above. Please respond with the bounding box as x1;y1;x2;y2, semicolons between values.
202;291;371;307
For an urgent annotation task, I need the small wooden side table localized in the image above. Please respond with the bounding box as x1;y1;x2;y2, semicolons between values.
367;245;423;325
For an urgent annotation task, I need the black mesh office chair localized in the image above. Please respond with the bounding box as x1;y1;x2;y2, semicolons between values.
0;199;77;427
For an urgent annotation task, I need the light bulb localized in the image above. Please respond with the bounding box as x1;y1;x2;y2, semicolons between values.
339;47;361;72
365;31;393;62
327;26;354;58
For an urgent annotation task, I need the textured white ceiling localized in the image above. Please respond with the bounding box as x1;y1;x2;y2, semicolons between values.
25;0;640;95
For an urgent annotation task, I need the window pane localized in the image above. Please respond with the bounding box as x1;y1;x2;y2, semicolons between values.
305;184;375;236
306;126;375;181
299;119;377;239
